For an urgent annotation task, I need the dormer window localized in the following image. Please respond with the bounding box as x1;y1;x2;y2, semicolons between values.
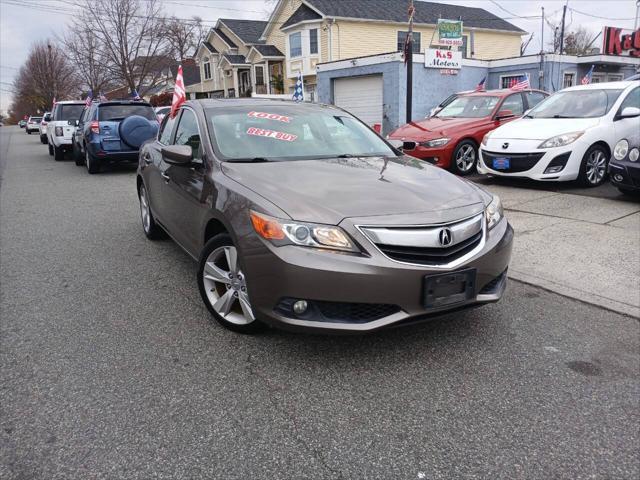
203;56;211;80
289;32;302;57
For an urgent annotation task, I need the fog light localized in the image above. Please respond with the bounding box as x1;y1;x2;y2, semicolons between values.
544;165;564;174
613;174;624;182
293;300;308;314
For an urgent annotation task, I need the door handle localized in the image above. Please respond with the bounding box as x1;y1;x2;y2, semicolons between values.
161;172;170;182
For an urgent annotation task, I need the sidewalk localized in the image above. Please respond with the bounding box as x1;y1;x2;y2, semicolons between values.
478;181;640;318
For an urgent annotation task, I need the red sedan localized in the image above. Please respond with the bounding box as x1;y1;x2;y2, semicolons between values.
388;89;549;175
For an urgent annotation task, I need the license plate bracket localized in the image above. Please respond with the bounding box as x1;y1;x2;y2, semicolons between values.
423;269;476;308
492;157;510;170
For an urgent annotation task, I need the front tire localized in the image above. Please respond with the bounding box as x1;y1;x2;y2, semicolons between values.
450;140;477;176
48;143;53;156
197;234;265;334
618;187;639;197
40;134;47;144
27;130;31;135
53;145;64;161
86;149;99;174
73;142;84;166
578;145;608;187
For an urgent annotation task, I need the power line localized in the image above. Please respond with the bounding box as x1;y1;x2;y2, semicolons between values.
568;7;636;21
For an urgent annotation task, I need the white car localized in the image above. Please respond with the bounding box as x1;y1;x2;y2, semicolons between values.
47;100;85;161
25;116;42;134
39;112;51;144
479;80;640;187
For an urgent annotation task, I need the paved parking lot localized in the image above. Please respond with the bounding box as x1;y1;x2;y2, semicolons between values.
1;127;639;479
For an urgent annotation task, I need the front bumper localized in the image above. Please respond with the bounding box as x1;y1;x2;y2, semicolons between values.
478;143;583;181
241;218;513;333
399;142;455;169
609;159;640;191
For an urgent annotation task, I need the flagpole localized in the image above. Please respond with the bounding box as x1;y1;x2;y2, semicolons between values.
406;0;414;124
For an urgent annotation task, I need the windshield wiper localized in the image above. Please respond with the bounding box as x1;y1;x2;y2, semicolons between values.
552;114;573;119
524;114;534;119
226;157;271;163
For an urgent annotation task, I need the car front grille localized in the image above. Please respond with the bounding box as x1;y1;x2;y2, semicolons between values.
360;213;485;267
482;151;545;173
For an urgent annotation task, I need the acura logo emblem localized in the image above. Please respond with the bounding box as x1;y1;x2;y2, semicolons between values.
439;228;453;246
502;142;509;149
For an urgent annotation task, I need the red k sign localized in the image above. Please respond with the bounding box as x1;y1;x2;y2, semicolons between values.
603;27;640;57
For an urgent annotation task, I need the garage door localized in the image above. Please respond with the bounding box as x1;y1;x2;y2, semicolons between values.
333;75;383;126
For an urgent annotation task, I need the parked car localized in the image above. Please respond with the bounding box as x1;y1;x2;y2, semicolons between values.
47;101;85;160
18;120;26;128
479;80;640;187
73;100;159;173
25;116;42;134
155;106;171;123
39;112;51;144
388;89;549;175
137;99;513;334
609;134;640;195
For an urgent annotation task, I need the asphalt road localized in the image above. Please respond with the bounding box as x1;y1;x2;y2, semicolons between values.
1;126;639;480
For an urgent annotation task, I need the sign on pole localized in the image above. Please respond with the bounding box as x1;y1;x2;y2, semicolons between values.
437;19;464;47
425;49;462;69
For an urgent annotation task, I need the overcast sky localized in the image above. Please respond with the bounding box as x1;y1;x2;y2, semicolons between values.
1;0;638;115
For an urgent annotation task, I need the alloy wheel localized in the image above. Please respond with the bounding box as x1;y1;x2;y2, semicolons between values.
585;149;607;185
202;246;255;326
456;144;476;172
139;185;151;233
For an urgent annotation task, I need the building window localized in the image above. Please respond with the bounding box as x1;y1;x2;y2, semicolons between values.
255;65;265;85
563;73;575;88
310;28;318;55
397;31;421;53
500;75;525;89
289;32;302;57
203;57;211;80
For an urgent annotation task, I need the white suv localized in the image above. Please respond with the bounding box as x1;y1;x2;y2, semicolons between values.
479;80;640;187
39;112;51;144
47;101;85;161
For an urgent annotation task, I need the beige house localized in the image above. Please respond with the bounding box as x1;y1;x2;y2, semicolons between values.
260;0;526;99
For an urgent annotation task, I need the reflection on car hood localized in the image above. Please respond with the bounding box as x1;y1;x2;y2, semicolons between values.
489;117;601;140
389;117;489;140
221;156;485;225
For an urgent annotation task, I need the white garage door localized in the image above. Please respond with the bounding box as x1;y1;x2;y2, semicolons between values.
333;75;383;126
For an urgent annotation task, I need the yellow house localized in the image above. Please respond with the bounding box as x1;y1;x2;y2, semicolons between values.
260;0;526;99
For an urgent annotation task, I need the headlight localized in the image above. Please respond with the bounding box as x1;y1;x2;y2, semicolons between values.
614;139;629;160
420;137;450;148
481;132;491;146
629;148;639;162
250;211;358;252
485;196;503;230
538;132;584;149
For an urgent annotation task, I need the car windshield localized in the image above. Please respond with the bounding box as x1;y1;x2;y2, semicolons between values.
56;104;85;121
436;95;500;118
207;105;396;161
30;117;42;123
99;104;156;121
528;89;623;118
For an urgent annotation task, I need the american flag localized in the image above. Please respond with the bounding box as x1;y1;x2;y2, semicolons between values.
170;65;186;118
131;89;141;101
85;89;93;107
510;74;530;91
292;71;304;102
581;65;595;85
475;77;486;92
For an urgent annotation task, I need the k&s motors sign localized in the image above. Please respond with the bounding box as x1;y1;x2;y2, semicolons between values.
425;49;462;69
603;27;640;57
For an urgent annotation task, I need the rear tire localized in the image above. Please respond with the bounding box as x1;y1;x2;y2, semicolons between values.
450;140;478;176
73;142;84;166
578;144;608;187
138;183;163;239
197;234;265;334
40;134;47;144
48;143;53;156
53;145;64;161
618;187;639;197
86;149;100;174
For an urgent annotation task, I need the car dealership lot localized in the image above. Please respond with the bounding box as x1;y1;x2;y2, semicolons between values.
1;127;639;479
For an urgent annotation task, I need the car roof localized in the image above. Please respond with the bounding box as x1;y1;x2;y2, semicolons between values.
562;80;639;92
460;88;547;98
188;98;341;111
96;100;153;107
55;100;85;105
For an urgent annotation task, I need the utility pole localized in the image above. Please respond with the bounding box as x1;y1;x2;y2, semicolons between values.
539;6;545;89
559;3;567;55
635;0;639;30
406;0;415;124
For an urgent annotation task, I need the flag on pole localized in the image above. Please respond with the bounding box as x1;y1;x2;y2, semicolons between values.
292;71;304;102
131;89;141;101
52;97;57;108
85;89;93;107
475;77;486;92
170;65;186;117
511;73;530;91
581;65;595;85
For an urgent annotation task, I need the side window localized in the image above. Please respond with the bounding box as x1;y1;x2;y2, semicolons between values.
501;94;524;116
525;92;547;109
173;109;201;159
619;87;640;112
158;114;177;145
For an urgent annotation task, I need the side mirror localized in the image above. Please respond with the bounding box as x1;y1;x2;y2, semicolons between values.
620;106;640;118
388;139;404;151
495;109;515;120
162;145;193;165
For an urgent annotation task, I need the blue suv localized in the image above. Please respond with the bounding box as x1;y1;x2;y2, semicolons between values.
73;100;159;174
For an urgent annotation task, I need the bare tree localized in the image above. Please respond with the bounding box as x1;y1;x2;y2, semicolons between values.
59;25;113;95
564;27;599;56
75;0;170;95
165;16;205;61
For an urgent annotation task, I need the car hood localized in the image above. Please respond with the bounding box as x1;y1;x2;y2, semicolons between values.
489;117;601;140
389;117;488;140
221;156;486;225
